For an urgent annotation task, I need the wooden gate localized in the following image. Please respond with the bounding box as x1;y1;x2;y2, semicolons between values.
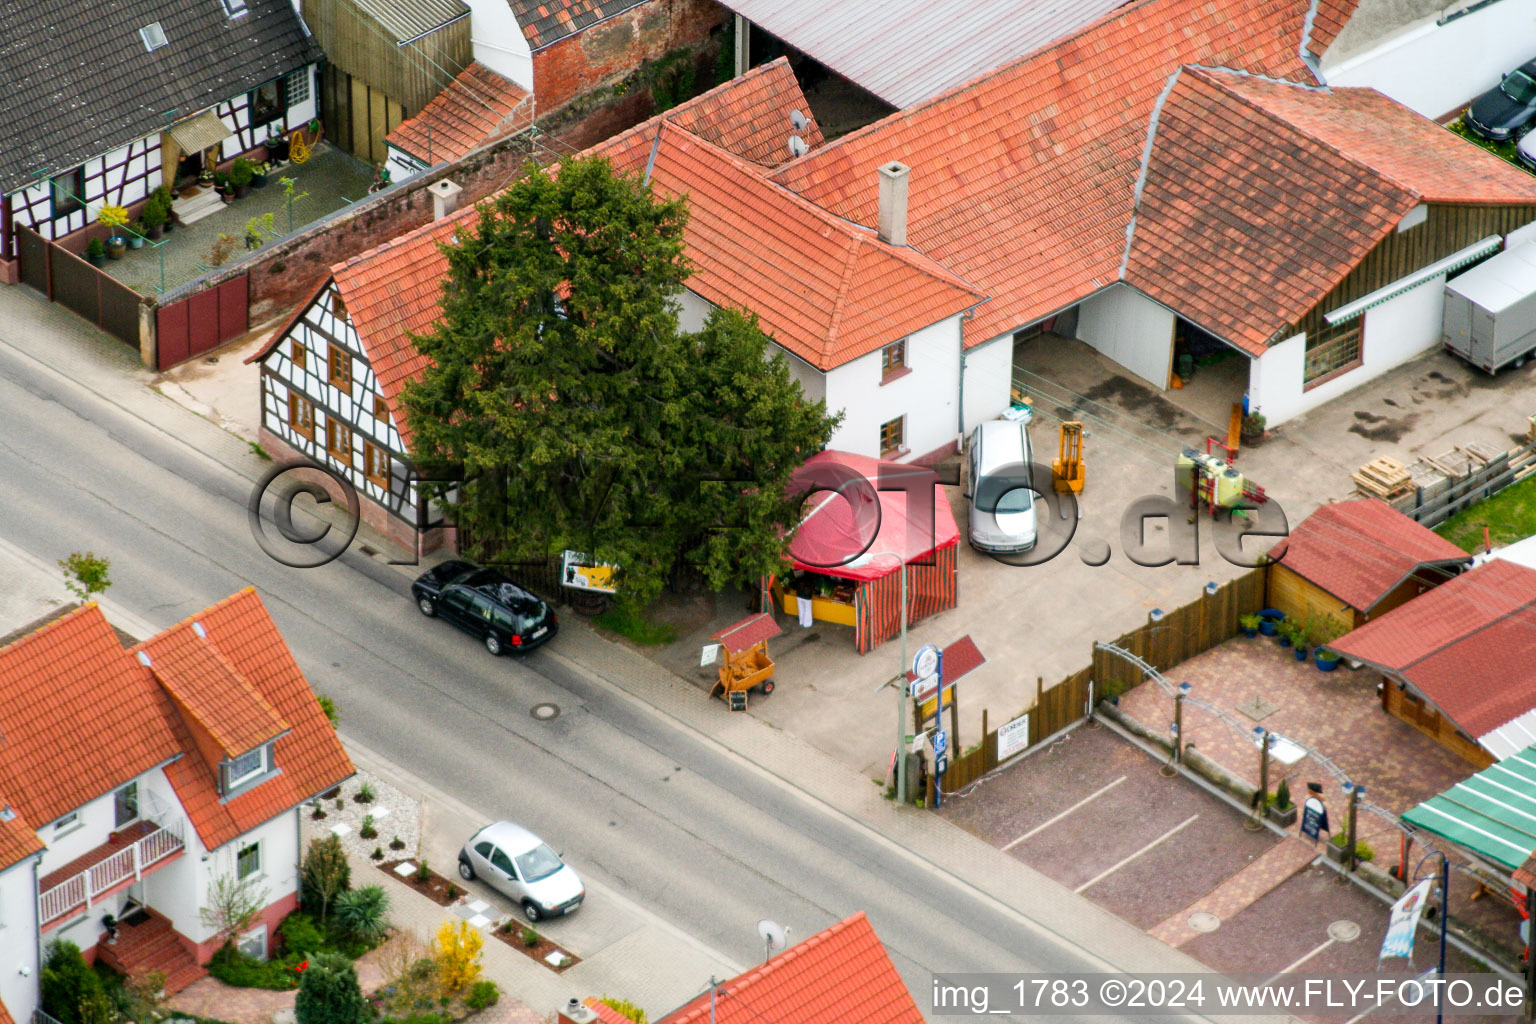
155;274;248;369
16;226;142;349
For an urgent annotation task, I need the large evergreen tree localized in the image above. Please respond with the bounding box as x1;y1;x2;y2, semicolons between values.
403;157;836;601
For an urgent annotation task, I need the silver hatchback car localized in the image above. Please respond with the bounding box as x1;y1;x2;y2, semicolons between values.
458;821;585;922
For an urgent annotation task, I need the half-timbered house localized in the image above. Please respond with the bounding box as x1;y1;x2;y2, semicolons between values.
0;0;323;275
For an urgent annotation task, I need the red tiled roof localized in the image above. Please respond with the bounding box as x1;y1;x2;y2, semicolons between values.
770;0;1329;349
1333;560;1536;737
135;589;355;851
0;604;183;829
1125;68;1417;354
1268;498;1472;612
0;993;14;1024
592;122;983;370
583;999;635;1024
905;634;985;684
660;911;922;1024
0;806;44;871
510;0;643;50
148;627;290;759
711;613;781;653
385;62;531;166
663;59;826;168
1217;72;1536;206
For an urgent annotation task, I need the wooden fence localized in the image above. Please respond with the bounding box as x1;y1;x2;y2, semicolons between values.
926;567;1268;804
17;226;142;350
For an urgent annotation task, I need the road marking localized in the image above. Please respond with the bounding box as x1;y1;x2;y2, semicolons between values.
1263;937;1334;984
1003;775;1127;851
1074;814;1199;893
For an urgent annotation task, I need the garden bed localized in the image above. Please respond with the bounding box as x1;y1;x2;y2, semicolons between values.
488;921;581;973
379;860;464;907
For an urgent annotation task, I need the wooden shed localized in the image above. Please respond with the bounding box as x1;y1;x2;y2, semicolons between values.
1266;498;1471;639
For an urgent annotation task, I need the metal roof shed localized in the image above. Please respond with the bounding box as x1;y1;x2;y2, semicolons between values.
1401;748;1536;873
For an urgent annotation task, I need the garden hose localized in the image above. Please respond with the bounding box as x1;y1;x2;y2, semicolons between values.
289;120;323;164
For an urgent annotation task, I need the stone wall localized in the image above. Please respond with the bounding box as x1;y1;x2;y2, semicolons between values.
533;0;727;112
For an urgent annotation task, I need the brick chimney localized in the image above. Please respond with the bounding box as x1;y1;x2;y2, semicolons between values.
557;999;598;1024
429;178;463;220
877;162;910;246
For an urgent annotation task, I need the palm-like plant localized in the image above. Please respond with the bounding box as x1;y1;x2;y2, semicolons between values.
332;886;390;943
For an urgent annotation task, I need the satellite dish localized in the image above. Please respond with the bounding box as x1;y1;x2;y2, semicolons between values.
787;134;808;158
789;108;808;130
757;919;788;961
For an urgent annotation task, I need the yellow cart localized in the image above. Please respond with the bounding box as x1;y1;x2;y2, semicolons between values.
708;613;782;711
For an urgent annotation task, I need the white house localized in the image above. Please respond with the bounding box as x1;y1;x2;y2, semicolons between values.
250;61;993;548
0;591;354;1024
0;0;323;274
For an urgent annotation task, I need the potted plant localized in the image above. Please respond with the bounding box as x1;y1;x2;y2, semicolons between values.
127;221;145;249
1315;647;1342;672
98;203;129;258
1240;412;1267;443
1325;834;1374;865
251;161;269;189
151;184;177;232
1239;613;1261;638
140;196;167;239
85;238;107;267
230;157;255;199
214;171;233;204
1258;609;1283;636
198;165;215;187
266;124;291;164
1267;778;1297;827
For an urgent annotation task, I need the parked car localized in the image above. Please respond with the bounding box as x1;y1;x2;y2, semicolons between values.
1466;58;1536;141
965;418;1037;553
1518;128;1536;170
459;820;584;922
411;560;558;655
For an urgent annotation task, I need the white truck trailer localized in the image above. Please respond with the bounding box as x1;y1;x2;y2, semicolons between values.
1443;239;1536;373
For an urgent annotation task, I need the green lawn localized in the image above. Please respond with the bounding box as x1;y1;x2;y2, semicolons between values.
1435;472;1536;552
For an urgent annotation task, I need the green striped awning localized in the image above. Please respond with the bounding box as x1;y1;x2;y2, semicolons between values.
1402;747;1536;872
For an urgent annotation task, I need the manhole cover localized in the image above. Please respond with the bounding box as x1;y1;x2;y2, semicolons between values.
1187;912;1221;933
1327;920;1361;942
530;702;560;721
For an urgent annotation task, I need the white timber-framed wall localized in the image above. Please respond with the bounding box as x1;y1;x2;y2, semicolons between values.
258;280;419;526
4;65;318;245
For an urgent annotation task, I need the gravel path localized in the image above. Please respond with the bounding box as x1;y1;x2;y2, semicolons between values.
299;766;423;862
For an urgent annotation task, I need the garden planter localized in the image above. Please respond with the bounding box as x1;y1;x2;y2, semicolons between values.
1267;804;1297;827
268;138;291;163
1277;634;1291;647
234;183;251;200
1241;626;1257;638
1315;651;1341;672
128;235;144;249
1324;842;1348;864
106;236;127;259
219;190;234;205
86;251;107;267
251;172;268;188
1259;620;1278;636
146;223;164;240
1294;646;1308;661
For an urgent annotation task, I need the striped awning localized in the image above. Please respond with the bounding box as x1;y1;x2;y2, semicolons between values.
1324;235;1503;326
1401;746;1536;872
167;110;232;154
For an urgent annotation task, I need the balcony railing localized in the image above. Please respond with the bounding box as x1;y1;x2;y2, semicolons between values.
37;816;185;925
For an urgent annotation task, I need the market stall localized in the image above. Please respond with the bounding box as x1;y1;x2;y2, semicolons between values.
771;450;960;654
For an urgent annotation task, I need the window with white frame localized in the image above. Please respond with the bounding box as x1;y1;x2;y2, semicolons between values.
236;840;262;879
227;746;266;788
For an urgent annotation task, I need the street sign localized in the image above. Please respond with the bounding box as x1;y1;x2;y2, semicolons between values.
933;730;948;755
909;674;939;699
936;754;948;775
913;643;940;681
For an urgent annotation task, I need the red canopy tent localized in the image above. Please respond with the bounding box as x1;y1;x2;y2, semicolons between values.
774;450;960;653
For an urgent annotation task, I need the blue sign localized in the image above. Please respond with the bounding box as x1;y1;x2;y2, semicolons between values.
933;730;948;755
1300;797;1329;841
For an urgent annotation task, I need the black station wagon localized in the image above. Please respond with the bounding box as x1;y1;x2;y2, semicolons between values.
411;561;558;655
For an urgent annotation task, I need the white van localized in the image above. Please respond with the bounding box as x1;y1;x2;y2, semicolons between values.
965;419;1037;553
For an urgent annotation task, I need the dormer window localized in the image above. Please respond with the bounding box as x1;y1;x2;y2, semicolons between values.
228;747;265;787
219;0;249;18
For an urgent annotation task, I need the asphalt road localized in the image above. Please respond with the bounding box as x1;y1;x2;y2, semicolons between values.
0;338;1219;1023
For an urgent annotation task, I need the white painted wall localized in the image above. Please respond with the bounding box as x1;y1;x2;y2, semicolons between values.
0;855;41;1023
823;314;963;461
1249;274;1449;424
962;332;1013;432
1323;0;1536;118
170;814;301;947
1074;284;1175;389
463;0;534;91
675;288;714;334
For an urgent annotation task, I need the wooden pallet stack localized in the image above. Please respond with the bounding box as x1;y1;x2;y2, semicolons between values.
1351;456;1413;501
